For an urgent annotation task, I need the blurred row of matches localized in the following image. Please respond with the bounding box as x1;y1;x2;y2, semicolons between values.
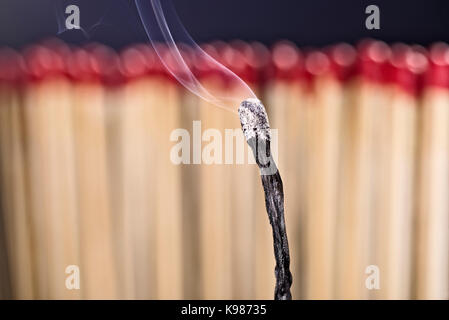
0;39;448;300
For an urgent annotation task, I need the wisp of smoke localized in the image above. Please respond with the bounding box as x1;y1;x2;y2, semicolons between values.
135;0;257;112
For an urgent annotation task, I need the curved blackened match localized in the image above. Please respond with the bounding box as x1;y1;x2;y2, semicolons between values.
239;98;293;300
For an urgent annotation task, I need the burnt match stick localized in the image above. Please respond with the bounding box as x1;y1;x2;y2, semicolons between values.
239;98;292;300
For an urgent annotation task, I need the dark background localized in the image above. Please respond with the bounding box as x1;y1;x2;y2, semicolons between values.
0;0;449;49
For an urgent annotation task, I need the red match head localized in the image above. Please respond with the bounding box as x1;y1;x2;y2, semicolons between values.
357;39;391;83
66;47;100;82
0;48;25;84
121;46;150;80
328;43;357;82
23;44;67;81
271;41;304;82
230;40;269;86
425;42;449;89
86;43;124;86
196;42;229;84
385;44;417;95
214;41;254;87
304;50;330;82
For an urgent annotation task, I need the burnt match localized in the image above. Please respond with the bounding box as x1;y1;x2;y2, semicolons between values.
239;98;293;300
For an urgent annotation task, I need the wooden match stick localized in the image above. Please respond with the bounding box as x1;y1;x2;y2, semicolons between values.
91;44;143;300
197;42;232;299
0;50;13;299
367;44;394;301
42;40;81;299
416;43;449;299
304;45;357;299
117;45;155;299
336;41;391;299
21;46;52;299
100;47;132;299
268;41;305;299
175;43;202;299
243;42;278;300
303;49;340;299
152;45;184;299
223;41;261;299
69;47;118;299
324;44;359;300
375;44;424;299
0;49;34;299
22;44;83;299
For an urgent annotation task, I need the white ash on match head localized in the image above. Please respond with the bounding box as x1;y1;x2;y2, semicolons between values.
238;98;271;141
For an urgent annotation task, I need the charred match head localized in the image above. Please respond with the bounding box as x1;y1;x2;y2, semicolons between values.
239;98;277;176
238;98;271;142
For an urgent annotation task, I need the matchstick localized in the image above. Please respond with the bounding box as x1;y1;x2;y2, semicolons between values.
21;45;53;299
324;44;359;300
102;46;132;299
118;45;156;299
367;44;393;301
375;44;424;299
0;50;12;299
244;43;277;300
92;44;143;300
176;43;202;299
303;49;341;299
284;50;308;300
416;43;449;299
238;98;292;300
0;49;34;299
69;47;118;299
267;41;305;299
42;40;81;299
152;45;184;299
336;41;390;299
198;42;233;299
22;44;83;299
223;42;259;299
305;45;357;299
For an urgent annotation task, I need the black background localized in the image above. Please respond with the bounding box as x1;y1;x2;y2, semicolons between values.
0;0;448;49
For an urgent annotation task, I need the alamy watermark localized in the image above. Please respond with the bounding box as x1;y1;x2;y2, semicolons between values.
65;265;80;290
365;265;380;290
65;5;81;30
169;120;279;174
365;5;380;30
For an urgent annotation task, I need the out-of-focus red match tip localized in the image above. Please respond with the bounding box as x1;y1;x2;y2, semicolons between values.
243;41;271;85
195;43;214;80
385;44;418;95
121;46;149;80
328;43;357;82
66;48;99;82
305;50;330;79
0;48;25;84
139;44;166;78
220;42;254;85
177;43;197;77
86;44;124;86
156;43;187;83
358;40;391;83
23;45;66;81
230;40;265;86
425;42;449;89
271;41;303;82
406;46;429;95
197;42;226;82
